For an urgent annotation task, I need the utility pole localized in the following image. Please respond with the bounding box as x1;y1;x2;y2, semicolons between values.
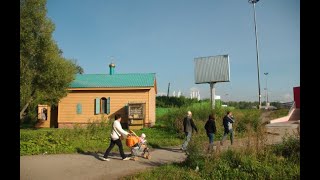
248;0;262;109
167;82;170;97
264;72;269;108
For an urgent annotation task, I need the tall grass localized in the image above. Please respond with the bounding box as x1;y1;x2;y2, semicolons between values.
125;129;300;180
157;101;262;141
125;107;300;179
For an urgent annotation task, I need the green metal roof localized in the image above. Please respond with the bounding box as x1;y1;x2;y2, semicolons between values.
69;73;156;88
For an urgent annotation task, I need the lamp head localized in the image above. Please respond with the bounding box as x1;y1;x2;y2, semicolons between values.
248;0;259;4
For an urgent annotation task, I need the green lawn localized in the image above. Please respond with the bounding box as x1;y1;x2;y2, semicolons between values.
20;120;183;156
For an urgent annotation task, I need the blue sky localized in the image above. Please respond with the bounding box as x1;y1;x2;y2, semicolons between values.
46;0;300;102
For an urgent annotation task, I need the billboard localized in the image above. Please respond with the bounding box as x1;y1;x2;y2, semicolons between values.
194;55;230;84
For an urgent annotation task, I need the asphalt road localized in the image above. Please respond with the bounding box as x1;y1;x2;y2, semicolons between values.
20;147;186;180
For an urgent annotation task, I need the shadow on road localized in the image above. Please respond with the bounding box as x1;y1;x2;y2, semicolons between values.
76;148;102;160
136;158;185;167
150;146;183;153
137;161;167;166
76;148;133;161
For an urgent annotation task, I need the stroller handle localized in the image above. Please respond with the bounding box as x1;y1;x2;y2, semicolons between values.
129;130;138;137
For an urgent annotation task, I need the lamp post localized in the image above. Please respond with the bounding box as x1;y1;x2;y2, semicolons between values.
248;0;262;109
264;72;268;107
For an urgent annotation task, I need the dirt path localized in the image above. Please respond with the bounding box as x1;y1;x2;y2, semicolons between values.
260;110;273;124
20;147;186;180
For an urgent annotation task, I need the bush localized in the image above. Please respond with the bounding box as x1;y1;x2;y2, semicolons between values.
184;135;206;170
233;109;261;135
20;129;74;155
272;135;300;163
20;122;112;156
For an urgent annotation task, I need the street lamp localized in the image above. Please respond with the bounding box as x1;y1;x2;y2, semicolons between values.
248;0;262;109
264;72;269;107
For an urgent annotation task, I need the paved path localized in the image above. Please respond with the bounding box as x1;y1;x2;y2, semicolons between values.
20;147;186;180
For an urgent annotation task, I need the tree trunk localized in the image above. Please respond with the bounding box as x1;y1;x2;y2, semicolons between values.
20;97;33;120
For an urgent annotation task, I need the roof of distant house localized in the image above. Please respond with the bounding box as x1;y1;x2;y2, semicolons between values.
69;73;156;88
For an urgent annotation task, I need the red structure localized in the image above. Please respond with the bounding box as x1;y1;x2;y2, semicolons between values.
293;86;300;108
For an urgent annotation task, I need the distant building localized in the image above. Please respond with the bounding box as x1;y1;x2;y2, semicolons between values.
177;90;181;97
279;101;294;109
190;90;201;100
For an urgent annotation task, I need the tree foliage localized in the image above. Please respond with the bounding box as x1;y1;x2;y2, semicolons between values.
224;101;259;109
71;59;84;74
20;0;77;120
156;96;200;108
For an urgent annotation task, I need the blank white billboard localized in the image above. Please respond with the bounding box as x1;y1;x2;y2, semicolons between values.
194;55;230;84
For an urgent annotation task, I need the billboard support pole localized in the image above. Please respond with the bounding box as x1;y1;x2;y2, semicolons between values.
210;82;216;109
194;55;230;110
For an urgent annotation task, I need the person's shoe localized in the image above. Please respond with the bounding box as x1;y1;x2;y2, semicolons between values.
122;157;131;161
101;157;110;161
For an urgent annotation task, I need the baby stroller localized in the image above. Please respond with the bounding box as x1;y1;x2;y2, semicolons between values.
127;130;151;161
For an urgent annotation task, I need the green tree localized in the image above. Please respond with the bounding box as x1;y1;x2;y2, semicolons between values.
20;0;77;120
75;64;84;74
73;59;84;74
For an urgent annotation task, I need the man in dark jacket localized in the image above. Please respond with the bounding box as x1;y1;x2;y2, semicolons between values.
220;111;235;145
204;114;217;151
181;111;198;151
